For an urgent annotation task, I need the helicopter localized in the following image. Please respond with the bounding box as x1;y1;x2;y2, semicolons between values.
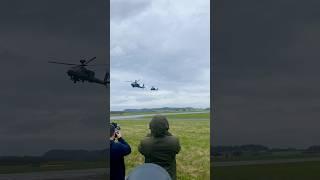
126;80;145;88
48;57;109;86
150;86;159;91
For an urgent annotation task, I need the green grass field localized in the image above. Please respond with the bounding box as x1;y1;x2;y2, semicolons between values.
212;161;320;180
3;111;319;180
113;113;210;180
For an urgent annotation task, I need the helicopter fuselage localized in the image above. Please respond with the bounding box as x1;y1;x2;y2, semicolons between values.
66;66;104;84
131;82;145;88
49;56;109;86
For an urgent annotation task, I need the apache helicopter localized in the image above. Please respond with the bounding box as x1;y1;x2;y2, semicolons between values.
150;86;159;91
48;57;109;86
126;80;145;88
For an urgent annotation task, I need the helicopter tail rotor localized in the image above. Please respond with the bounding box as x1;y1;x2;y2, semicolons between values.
104;72;110;85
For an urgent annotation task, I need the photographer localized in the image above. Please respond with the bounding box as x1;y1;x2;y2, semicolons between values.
138;115;180;180
110;123;131;180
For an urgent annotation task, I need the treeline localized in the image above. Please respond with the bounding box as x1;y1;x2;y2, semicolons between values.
112;107;210;114
0;149;109;165
211;144;320;156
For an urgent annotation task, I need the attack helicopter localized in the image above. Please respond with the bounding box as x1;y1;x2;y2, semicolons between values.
126;80;145;89
48;57;109;86
150;86;159;91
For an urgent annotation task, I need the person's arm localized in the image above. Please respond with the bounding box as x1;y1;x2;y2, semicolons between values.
113;131;131;156
138;140;146;156
175;138;181;154
117;137;131;156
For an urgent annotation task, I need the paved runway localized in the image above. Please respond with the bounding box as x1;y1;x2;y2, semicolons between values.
213;157;320;167
0;168;107;180
111;111;209;120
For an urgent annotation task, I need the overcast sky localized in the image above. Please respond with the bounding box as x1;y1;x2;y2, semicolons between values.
2;0;318;156
110;0;210;111
0;0;108;156
213;0;320;148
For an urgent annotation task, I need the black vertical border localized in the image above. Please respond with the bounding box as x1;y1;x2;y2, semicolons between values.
106;0;111;178
210;0;214;179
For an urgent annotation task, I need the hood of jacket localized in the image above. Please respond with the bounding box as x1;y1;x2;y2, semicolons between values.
149;115;171;137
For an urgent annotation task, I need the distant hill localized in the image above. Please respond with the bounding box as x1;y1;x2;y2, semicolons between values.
1;144;320;165
211;144;270;155
43;149;108;161
211;144;320;157
0;149;109;165
305;145;320;153
112;107;210;114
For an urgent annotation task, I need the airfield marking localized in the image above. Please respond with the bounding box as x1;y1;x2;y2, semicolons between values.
110;111;209;120
213;157;320;167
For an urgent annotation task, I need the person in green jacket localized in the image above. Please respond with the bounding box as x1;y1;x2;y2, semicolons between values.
138;115;181;180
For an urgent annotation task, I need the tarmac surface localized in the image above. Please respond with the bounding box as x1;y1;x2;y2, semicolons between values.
0;168;107;180
110;111;209;120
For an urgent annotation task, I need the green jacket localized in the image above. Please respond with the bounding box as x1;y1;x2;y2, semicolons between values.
138;133;180;180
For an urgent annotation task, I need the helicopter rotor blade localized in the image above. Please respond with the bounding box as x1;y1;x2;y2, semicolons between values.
48;61;79;65
86;64;108;66
84;57;97;64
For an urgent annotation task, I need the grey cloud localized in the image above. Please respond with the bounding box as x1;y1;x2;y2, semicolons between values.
110;0;210;111
111;0;151;21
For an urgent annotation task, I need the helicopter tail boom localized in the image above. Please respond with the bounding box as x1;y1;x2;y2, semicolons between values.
91;71;109;86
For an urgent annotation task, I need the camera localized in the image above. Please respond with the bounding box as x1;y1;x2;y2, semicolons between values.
111;122;121;137
111;122;121;131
